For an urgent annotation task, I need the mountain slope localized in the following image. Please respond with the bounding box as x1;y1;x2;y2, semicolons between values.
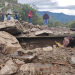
37;11;75;23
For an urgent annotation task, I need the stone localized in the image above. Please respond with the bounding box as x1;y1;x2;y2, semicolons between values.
43;46;53;51
20;63;35;75
0;59;18;75
69;56;75;64
53;45;57;48
11;48;37;62
17;48;34;54
23;22;28;25
14;59;25;65
35;30;53;36
0;20;24;35
31;28;40;32
0;31;21;54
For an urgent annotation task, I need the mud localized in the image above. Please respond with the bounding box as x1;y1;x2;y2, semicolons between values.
11;47;75;75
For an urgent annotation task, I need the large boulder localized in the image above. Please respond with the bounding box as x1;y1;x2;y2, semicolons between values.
0;59;18;75
0;20;24;35
0;31;21;54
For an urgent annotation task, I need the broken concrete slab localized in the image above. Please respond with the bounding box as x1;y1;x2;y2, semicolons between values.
0;20;24;35
35;30;53;36
0;31;21;54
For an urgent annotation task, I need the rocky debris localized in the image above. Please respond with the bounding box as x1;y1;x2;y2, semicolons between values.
0;59;18;75
14;59;25;65
22;22;28;25
43;46;53;51
17;48;34;54
68;56;75;64
0;20;24;35
31;28;40;32
0;31;21;54
35;30;53;36
20;63;35;75
11;48;37;63
14;22;75;38
53;45;57;48
13;53;37;63
0;20;75;75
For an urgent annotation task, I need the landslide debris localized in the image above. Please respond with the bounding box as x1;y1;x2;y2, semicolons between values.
0;20;75;75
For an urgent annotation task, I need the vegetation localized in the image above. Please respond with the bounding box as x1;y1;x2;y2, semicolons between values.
13;4;44;25
0;3;3;7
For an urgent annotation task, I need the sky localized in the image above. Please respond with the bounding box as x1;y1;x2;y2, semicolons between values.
18;0;75;15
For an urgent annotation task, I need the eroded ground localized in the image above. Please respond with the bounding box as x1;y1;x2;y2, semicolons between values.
0;45;75;75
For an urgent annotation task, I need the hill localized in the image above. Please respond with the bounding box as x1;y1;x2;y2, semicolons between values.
37;11;75;23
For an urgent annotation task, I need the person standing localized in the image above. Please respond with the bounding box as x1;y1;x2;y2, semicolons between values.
43;12;49;25
14;14;18;20
0;13;2;22
2;13;4;22
28;11;32;23
7;13;11;20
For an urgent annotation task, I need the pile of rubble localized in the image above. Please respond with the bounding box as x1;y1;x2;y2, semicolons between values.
0;20;75;75
15;22;75;38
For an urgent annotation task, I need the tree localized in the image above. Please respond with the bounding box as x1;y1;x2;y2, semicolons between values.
17;4;43;25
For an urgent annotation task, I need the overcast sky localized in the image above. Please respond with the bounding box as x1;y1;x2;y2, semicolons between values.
18;0;75;15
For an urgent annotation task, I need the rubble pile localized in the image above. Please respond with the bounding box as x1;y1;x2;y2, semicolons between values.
15;22;75;38
0;20;75;75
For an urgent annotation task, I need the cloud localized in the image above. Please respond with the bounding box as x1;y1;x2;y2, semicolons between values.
18;0;75;15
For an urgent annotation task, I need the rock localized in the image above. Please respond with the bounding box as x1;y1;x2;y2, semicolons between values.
0;59;18;75
69;56;75;64
0;31;21;54
31;28;40;32
23;22;28;25
43;46;53;51
20;42;27;47
53;45;57;48
34;48;42;51
0;20;24;35
11;48;37;62
20;63;35;75
0;59;4;63
28;23;34;29
14;59;25;65
13;53;36;62
23;29;30;34
35;30;53;36
17;48;34;54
